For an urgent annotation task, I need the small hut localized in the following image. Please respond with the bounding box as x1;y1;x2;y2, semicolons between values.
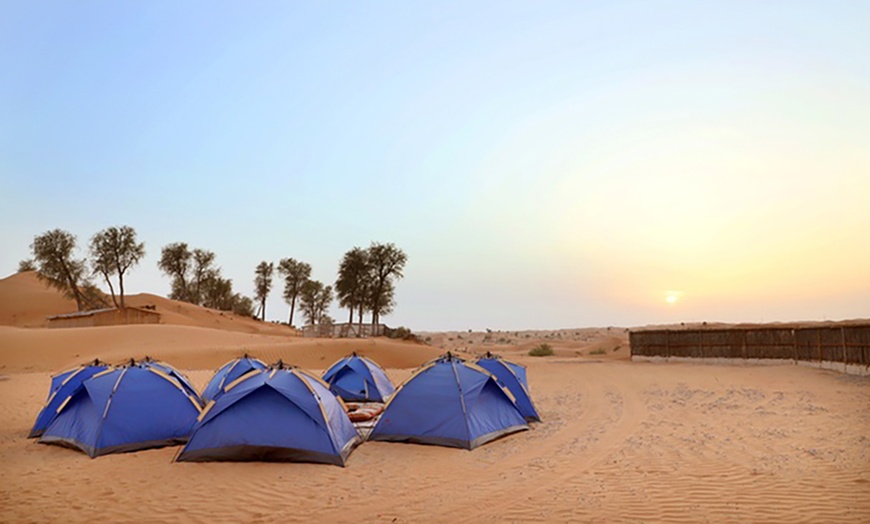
47;307;161;329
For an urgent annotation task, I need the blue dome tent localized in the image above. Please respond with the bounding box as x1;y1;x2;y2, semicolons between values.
475;352;541;422
202;354;268;402
29;360;110;438
176;362;361;466
368;353;529;449
322;352;395;402
38;363;202;457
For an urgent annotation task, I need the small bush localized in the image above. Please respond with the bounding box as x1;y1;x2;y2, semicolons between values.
389;326;413;340
588;348;607;356
529;343;554;357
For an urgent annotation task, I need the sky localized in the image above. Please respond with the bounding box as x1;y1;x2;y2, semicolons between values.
2;1;868;331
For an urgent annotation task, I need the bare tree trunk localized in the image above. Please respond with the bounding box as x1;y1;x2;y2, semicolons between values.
288;295;296;326
62;263;85;311
260;299;266;321
103;272;118;308
118;270;125;309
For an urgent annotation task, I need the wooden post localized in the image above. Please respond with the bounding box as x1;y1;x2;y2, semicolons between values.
818;329;823;363
841;327;847;368
792;328;798;363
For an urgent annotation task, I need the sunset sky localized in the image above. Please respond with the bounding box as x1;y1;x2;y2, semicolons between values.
2;2;868;330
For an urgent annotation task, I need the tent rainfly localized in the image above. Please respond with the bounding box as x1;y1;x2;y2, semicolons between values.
475;352;541;422
322;352;395;402
176;363;361;466
138;357;203;405
29;360;110;439
38;363;202;457
368;353;529;449
202;355;268;402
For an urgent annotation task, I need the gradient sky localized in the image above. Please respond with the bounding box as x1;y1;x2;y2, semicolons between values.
2;1;868;330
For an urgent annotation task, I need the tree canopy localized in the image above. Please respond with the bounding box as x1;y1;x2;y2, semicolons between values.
31;229;105;311
364;242;407;327
277;257;311;327
253;261;274;321
299;279;333;326
89;226;145;308
157;242;252;317
335;247;370;325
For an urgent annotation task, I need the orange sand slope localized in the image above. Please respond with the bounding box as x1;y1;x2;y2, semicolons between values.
0;272;75;327
0;271;295;335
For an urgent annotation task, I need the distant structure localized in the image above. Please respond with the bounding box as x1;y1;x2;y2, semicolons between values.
47;307;161;329
630;321;870;376
302;322;390;338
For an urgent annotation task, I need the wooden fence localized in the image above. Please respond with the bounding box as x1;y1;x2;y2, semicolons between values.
630;324;870;375
302;322;389;338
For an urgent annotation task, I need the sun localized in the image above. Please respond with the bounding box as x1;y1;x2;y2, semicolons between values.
665;291;682;305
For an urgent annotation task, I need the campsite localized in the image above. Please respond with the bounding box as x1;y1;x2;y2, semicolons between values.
1;271;869;522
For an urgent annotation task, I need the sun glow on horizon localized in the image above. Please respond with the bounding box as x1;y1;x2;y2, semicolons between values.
665;291;683;305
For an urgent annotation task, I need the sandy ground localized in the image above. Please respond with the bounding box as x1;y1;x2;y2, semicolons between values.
1;272;869;522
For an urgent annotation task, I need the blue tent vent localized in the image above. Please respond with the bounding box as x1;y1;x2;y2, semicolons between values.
475;352;541;422
38;363;202;457
368;353;529;449
176;362;361;466
322;352;395;402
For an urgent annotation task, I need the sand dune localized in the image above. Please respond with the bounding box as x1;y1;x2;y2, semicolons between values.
0;271;297;336
0;272;76;327
1;272;868;522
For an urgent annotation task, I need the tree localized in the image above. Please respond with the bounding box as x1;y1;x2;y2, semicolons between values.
299;280;333;326
366;242;407;327
231;294;256;317
89;226;145;308
199;274;234;311
190;249;218;305
277;258;311;327
335;247;370;325
31;229;93;311
158;243;192;302
253;261;274;321
158;243;219;305
17;259;36;272
317;284;334;324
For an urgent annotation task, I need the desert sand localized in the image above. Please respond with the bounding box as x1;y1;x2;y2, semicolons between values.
1;272;868;523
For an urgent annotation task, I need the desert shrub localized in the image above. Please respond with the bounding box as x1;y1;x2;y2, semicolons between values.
389;326;413;340
588;348;607;355
528;343;554;357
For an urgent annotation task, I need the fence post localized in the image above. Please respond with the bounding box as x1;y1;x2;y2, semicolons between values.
841;327;847;371
792;329;797;364
818;329;823;364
